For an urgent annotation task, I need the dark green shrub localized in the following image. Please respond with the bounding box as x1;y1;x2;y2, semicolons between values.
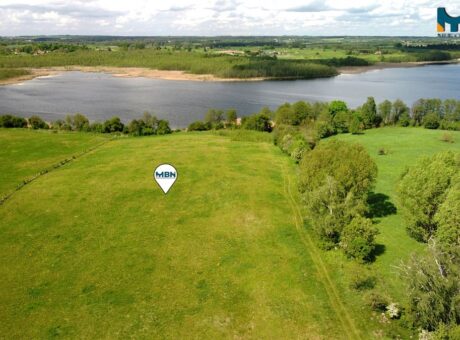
65;113;90;131
156;120;171;135
423;113;440;129
314;112;336;138
0;114;27;128
415;51;451;62
128;119;145;136
103;117;124;133
188;121;211;131
341;216;379;262
361;97;378;129
349;114;363;134
28;115;48;129
365;292;388;312
315;56;370;67
333;111;352;133
399;113;411;127
349;270;376;291
328;100;348;116
378;147;388;155
242;113;272;132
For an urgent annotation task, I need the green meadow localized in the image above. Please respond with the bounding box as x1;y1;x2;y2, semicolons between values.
332;128;460;301
0;131;353;339
0;129;108;196
0;127;459;338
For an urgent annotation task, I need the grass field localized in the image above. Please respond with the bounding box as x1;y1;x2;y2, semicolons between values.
0;131;367;339
0;129;109;196
0;128;458;338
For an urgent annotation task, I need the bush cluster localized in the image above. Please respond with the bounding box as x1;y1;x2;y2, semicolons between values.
298;140;379;261
398;151;459;243
188;107;272;133
0;114;27;128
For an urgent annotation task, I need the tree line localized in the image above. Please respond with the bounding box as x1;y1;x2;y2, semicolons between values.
188;108;272;133
0;112;172;136
188;97;459;164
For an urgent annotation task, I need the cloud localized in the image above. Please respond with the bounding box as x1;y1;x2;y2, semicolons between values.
0;0;455;36
344;4;379;14
167;5;194;12
286;1;330;12
211;0;240;11
0;2;122;19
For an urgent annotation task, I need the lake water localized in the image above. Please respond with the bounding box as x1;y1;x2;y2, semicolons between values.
1;64;459;128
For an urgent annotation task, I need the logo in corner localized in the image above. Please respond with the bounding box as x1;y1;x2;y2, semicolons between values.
437;8;460;37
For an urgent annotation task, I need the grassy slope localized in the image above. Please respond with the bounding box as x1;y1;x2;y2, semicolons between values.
2;128;456;338
0;129;108;196
0;132;361;339
332;128;460;300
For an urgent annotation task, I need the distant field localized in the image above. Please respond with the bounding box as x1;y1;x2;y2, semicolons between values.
1;128;458;338
1;45;458;82
2;35;460;82
0;50;337;80
273;47;412;63
0;129;108;196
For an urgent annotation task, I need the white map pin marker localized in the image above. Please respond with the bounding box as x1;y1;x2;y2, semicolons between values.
154;164;178;194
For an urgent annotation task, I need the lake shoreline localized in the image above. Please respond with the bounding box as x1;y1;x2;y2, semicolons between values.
0;66;267;85
338;59;460;74
1;60;459;85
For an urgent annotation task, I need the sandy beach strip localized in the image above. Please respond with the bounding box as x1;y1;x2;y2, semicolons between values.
0;66;266;85
1;60;459;85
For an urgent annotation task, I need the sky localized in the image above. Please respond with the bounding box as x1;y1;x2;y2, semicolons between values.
0;0;458;36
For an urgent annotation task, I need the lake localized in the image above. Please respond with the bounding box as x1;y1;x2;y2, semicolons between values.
1;64;459;128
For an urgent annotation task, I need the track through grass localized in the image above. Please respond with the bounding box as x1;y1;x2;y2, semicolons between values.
0;136;113;205
282;168;361;340
0;129;109;196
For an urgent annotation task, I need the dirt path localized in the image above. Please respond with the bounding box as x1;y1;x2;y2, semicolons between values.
282;166;361;340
